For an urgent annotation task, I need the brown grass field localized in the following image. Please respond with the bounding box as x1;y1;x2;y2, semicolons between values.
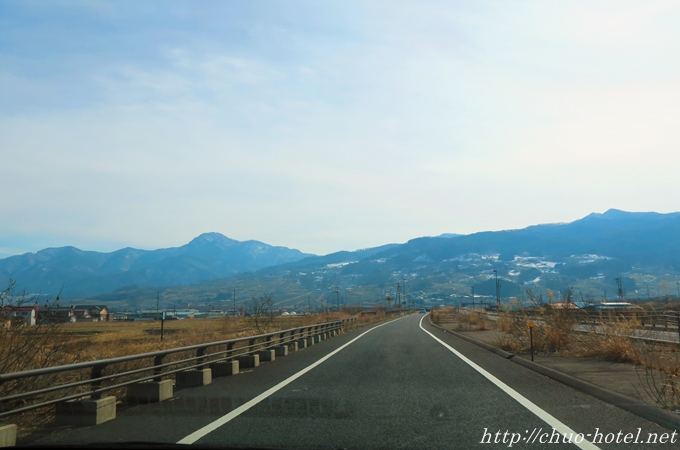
51;311;376;361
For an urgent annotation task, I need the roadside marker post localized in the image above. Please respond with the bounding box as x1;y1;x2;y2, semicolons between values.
528;322;534;362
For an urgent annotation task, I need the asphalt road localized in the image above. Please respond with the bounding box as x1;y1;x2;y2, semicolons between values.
31;314;678;449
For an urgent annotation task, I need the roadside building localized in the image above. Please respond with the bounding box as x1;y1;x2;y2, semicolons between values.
0;305;40;326
39;306;75;324
546;302;581;310
73;305;113;322
72;307;94;321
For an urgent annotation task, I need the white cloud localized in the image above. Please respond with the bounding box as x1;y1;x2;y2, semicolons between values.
2;1;680;255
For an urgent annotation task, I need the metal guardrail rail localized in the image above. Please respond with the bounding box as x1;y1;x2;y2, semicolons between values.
0;317;356;419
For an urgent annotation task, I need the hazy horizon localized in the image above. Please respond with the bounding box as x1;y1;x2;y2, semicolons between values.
0;207;675;259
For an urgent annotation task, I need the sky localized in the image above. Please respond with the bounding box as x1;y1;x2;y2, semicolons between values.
2;0;680;257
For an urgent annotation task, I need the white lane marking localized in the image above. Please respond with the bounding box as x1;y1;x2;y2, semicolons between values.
178;316;406;445
419;315;600;450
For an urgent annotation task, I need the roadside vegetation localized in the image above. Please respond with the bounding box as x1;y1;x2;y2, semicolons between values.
430;293;680;411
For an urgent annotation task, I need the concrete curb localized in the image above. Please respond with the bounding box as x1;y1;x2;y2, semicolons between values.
427;315;680;431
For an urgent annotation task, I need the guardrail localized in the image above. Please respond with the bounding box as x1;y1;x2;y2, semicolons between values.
0;317;356;420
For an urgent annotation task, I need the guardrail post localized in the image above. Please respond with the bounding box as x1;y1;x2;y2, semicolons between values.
153;354;165;382
90;364;107;400
313;325;324;344
177;346;211;388
0;424;17;447
295;327;307;349
128;353;173;403
274;332;290;356
196;346;207;365
210;342;240;377
56;363;116;426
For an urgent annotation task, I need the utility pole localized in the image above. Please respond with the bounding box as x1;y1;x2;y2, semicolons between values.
396;282;401;311
471;285;475;310
493;270;500;311
403;277;407;311
335;287;340;313
616;278;624;301
157;291;163;342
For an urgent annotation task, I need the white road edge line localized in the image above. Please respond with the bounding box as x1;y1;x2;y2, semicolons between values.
419;315;600;450
177;316;406;445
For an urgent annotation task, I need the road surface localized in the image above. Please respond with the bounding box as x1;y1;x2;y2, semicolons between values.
30;314;678;448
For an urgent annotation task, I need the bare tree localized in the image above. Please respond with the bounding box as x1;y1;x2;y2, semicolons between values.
0;279;88;414
247;295;274;333
525;288;545;307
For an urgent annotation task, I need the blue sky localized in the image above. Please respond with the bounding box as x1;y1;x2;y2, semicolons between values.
2;0;680;257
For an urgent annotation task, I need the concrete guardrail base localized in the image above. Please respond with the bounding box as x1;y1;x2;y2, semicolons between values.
306;337;315;346
0;424;17;448
210;360;239;377
237;354;259;368
176;368;212;388
55;396;117;426
257;349;275;362
314;335;322;344
288;341;299;352
126;379;173;403
296;339;307;349
274;345;289;357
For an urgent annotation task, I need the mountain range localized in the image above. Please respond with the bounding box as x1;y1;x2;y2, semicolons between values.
0;233;312;297
367;209;680;268
248;209;680;305
3;209;680;303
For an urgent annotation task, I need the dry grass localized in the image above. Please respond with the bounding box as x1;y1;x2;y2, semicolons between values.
438;307;662;366
49;313;361;361
432;308;490;331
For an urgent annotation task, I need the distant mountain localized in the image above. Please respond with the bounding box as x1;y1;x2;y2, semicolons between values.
374;209;680;266
257;243;401;273
0;233;313;297
7;209;680;307
244;209;680;304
